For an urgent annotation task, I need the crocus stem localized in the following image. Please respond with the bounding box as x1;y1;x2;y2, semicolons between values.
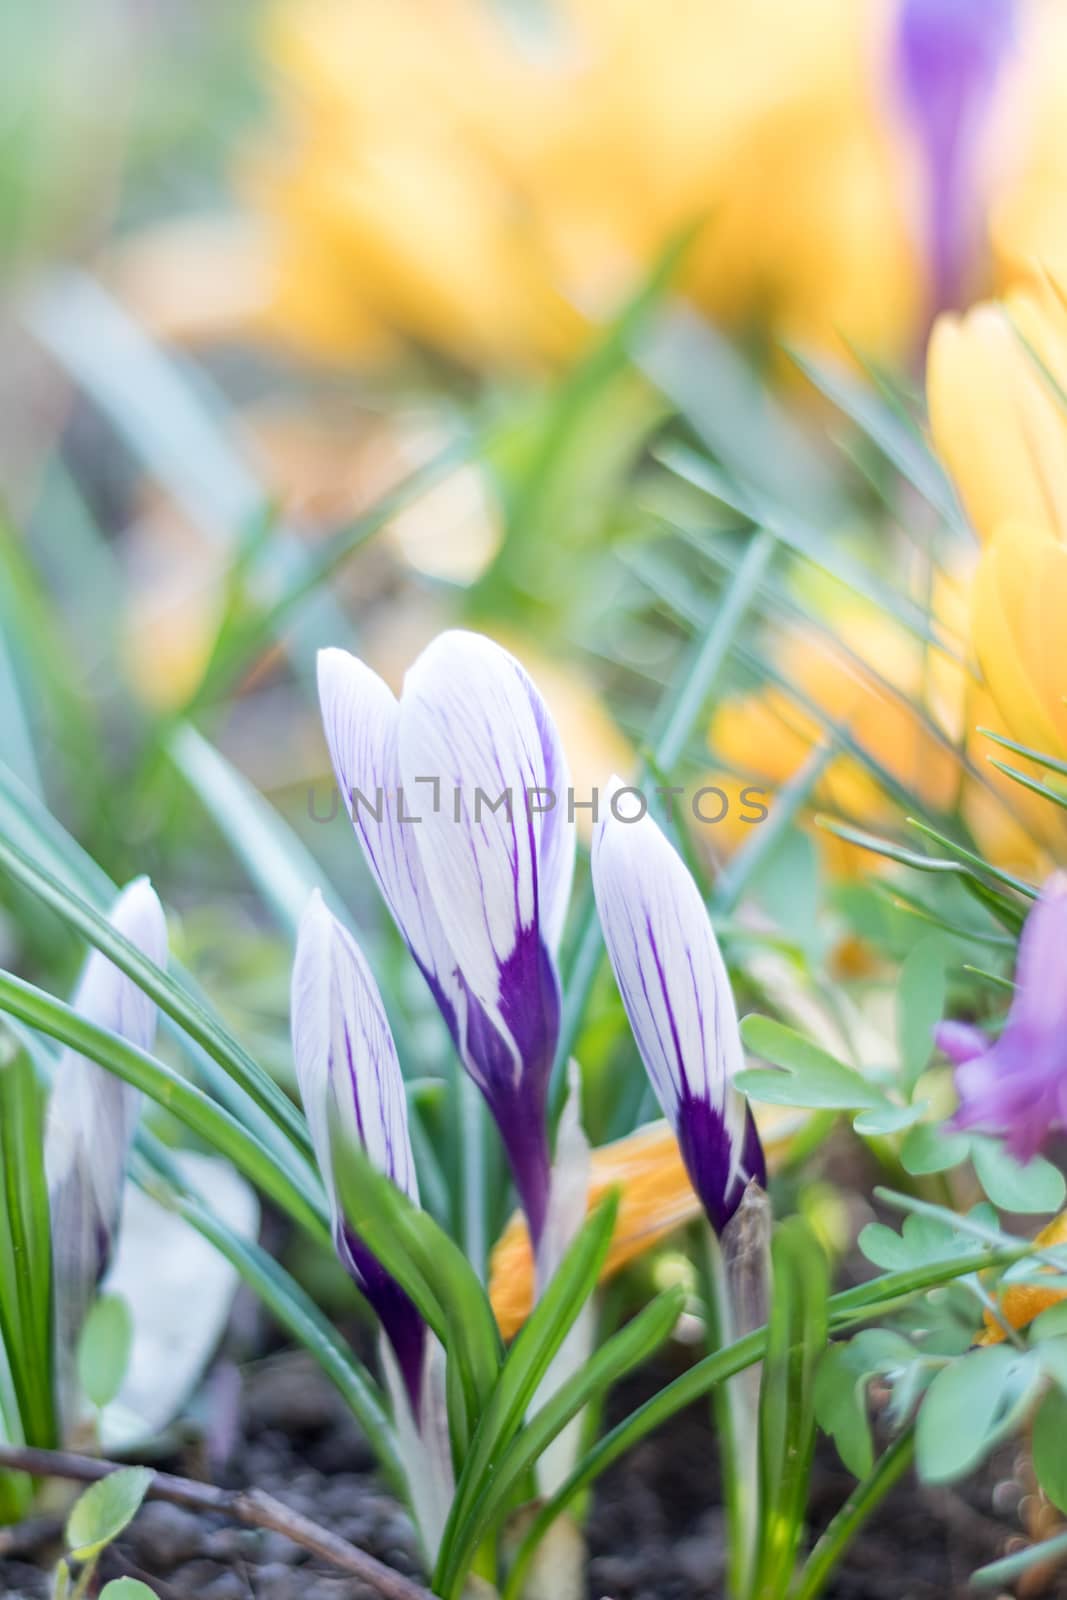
0;1445;435;1600
705;1228;761;1600
788;1426;916;1600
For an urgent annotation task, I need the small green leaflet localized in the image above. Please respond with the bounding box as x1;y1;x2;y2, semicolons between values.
970;1136;1066;1215
897;936;946;1088
77;1293;133;1410
737;1016;886;1110
916;1346;1040;1484
1034;1387;1067;1513
66;1467;153;1562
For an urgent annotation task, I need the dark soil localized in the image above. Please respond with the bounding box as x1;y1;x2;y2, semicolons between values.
2;1343;1062;1600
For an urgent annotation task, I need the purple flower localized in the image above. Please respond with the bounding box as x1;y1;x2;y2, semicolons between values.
45;877;168;1418
590;783;765;1234
291;890;426;1409
317;632;575;1245
937;873;1067;1162
894;0;1016;316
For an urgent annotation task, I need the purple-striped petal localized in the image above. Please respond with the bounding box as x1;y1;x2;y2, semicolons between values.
399;630;574;1030
318;634;574;1244
894;0;1017;315
591;782;765;1233
291;890;424;1403
317;648;467;1043
45;877;168;1415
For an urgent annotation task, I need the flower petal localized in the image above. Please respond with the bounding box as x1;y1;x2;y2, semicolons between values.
317;648;466;1039
894;0;1016;312
398;630;575;1037
591;783;764;1231
291;890;425;1403
290;889;417;1212
45;877;168;1420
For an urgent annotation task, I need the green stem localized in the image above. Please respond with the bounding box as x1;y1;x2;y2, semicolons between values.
788;1427;916;1600
705;1229;760;1600
503;1243;1026;1590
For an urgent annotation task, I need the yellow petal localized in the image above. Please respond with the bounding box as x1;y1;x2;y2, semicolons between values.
972;523;1067;759
488;1109;803;1340
979;1211;1067;1345
927;296;1067;545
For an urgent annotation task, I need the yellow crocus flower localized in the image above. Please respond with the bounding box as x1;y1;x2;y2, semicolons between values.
706;589;1052;877
927;277;1067;544
972;521;1067;760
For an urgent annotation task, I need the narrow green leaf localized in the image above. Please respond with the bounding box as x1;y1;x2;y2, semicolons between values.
437;1194;619;1586
0;970;329;1246
329;1132;502;1456
461;1286;685;1600
0;1031;56;1447
496;1243;1028;1589
150;1168;403;1492
66;1466;153;1561
1033;1387;1067;1514
754;1217;829;1596
0;832;313;1161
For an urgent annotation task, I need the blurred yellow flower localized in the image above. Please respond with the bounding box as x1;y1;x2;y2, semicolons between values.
489;1109;801;1339
229;0;1067;377
979;1209;1067;1346
706;591;1050;877
972;521;1067;760
927;276;1067;544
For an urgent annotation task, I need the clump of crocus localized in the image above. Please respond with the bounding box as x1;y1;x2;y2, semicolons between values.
937;872;1067;1161
290;889;453;1556
317;631;574;1252
44;877;168;1420
591;781;766;1236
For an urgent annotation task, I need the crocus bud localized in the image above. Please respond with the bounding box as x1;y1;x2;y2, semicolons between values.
591;783;765;1234
290;890;425;1407
317;631;575;1246
938;872;1067;1162
45;877;167;1416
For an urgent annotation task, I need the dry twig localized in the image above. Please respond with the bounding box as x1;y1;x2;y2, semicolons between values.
0;1443;435;1600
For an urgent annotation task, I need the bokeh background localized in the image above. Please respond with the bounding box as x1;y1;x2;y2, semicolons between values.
2;0;1064;1150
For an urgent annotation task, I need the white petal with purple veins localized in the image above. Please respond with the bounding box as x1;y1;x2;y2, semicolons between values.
398;631;575;1036
591;783;762;1232
317;648;466;1037
290;889;417;1216
592;784;743;1113
45;876;168;1424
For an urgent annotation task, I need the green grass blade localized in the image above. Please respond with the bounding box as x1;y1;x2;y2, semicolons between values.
330;1134;503;1456
435;1194;619;1586
166;722;327;936
753;1218;829;1598
500;1242;1027;1574
452;1285;686;1600
0;1031;57;1447
0;831;314;1161
130;1149;403;1492
0;971;328;1246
